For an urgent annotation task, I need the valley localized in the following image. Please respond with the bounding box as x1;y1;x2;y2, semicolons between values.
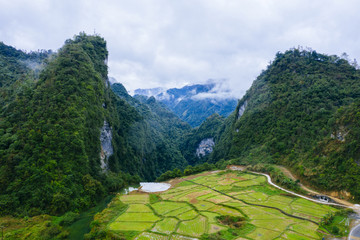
87;169;351;239
1;34;360;239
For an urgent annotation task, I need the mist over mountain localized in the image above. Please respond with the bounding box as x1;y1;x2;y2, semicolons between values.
2;32;360;240
0;34;191;216
134;80;238;127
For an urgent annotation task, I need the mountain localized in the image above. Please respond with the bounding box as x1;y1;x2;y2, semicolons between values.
2;33;360;222
112;82;228;170
111;83;191;180
210;48;360;199
134;82;238;127
180;113;225;165
0;34;187;216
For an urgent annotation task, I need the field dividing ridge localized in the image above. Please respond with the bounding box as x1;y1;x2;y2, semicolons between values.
97;170;343;239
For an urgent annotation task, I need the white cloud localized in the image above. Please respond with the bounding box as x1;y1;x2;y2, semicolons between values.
1;0;360;98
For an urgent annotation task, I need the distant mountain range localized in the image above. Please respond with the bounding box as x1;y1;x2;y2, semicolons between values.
134;82;238;127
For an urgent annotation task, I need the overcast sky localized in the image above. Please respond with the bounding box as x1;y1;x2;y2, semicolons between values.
1;0;360;98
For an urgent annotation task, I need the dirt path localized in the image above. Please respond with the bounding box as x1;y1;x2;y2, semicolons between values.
276;166;320;195
276;165;356;209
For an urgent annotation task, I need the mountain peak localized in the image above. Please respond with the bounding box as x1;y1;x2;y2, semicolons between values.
134;81;238;127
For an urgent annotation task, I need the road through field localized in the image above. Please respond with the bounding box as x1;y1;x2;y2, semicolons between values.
349;223;360;240
277;165;356;208
228;165;358;210
228;165;360;239
250;171;348;208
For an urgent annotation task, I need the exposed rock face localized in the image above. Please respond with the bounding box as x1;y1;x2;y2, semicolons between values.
100;121;113;170
196;138;215;158
237;100;247;119
330;126;349;142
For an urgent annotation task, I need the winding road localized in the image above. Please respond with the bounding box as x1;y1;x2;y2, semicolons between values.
349;224;360;240
227;165;360;239
250;171;349;208
228;165;359;210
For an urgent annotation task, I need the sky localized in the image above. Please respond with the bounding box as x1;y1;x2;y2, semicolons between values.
1;0;360;98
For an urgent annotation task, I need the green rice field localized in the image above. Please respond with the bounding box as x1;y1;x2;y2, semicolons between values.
95;171;342;239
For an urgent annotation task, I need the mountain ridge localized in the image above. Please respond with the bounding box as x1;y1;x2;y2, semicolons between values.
210;48;360;200
134;81;238;127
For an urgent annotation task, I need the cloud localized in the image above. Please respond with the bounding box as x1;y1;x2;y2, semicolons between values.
1;0;360;98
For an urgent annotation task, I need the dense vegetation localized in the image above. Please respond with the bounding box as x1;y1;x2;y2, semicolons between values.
0;34;139;216
0;41;51;89
210;48;360;199
156;161;227;182
111;83;190;180
245;164;304;193
2;33;360;240
306;100;360;196
0;35;230;217
180;113;225;165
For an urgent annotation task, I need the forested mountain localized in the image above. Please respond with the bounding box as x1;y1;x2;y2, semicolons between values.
2;32;360;220
111;83;190;179
180;113;224;165
0;34;189;216
134;82;238;127
210;48;360;199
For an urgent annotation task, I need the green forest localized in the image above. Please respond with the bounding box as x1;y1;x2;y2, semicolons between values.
1;34;360;227
211;48;360;199
0;33;225;217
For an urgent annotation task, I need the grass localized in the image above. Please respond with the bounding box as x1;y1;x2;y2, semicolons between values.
193;201;216;210
165;205;193;217
320;210;351;237
210;223;256;240
89;170;345;239
177;215;207;237
115;212;160;222
127;204;152;212
152;217;178;234
290;222;320;238
149;194;162;204
281;231;315;240
120;194;149;204
208;224;227;233
171;234;199;240
108;221;154;231
247;227;282;240
176;181;196;187
152;201;185;215
136;232;168;240
177;210;198;220
206;195;232;204
200;211;220;223
251;219;296;232
208;205;244;217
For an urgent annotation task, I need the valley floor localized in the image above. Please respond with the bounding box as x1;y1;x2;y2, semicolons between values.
89;170;350;240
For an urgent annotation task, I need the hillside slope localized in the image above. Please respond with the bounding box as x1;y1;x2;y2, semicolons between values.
180;113;225;165
211;48;360;199
0;34;173;216
111;83;190;180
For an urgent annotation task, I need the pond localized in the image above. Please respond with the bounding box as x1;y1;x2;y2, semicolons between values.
139;182;171;192
124;182;171;193
67;182;171;239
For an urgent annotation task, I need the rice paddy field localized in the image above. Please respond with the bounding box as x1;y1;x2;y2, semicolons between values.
91;170;342;240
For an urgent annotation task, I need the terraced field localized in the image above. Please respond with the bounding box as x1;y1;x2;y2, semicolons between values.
99;171;341;239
